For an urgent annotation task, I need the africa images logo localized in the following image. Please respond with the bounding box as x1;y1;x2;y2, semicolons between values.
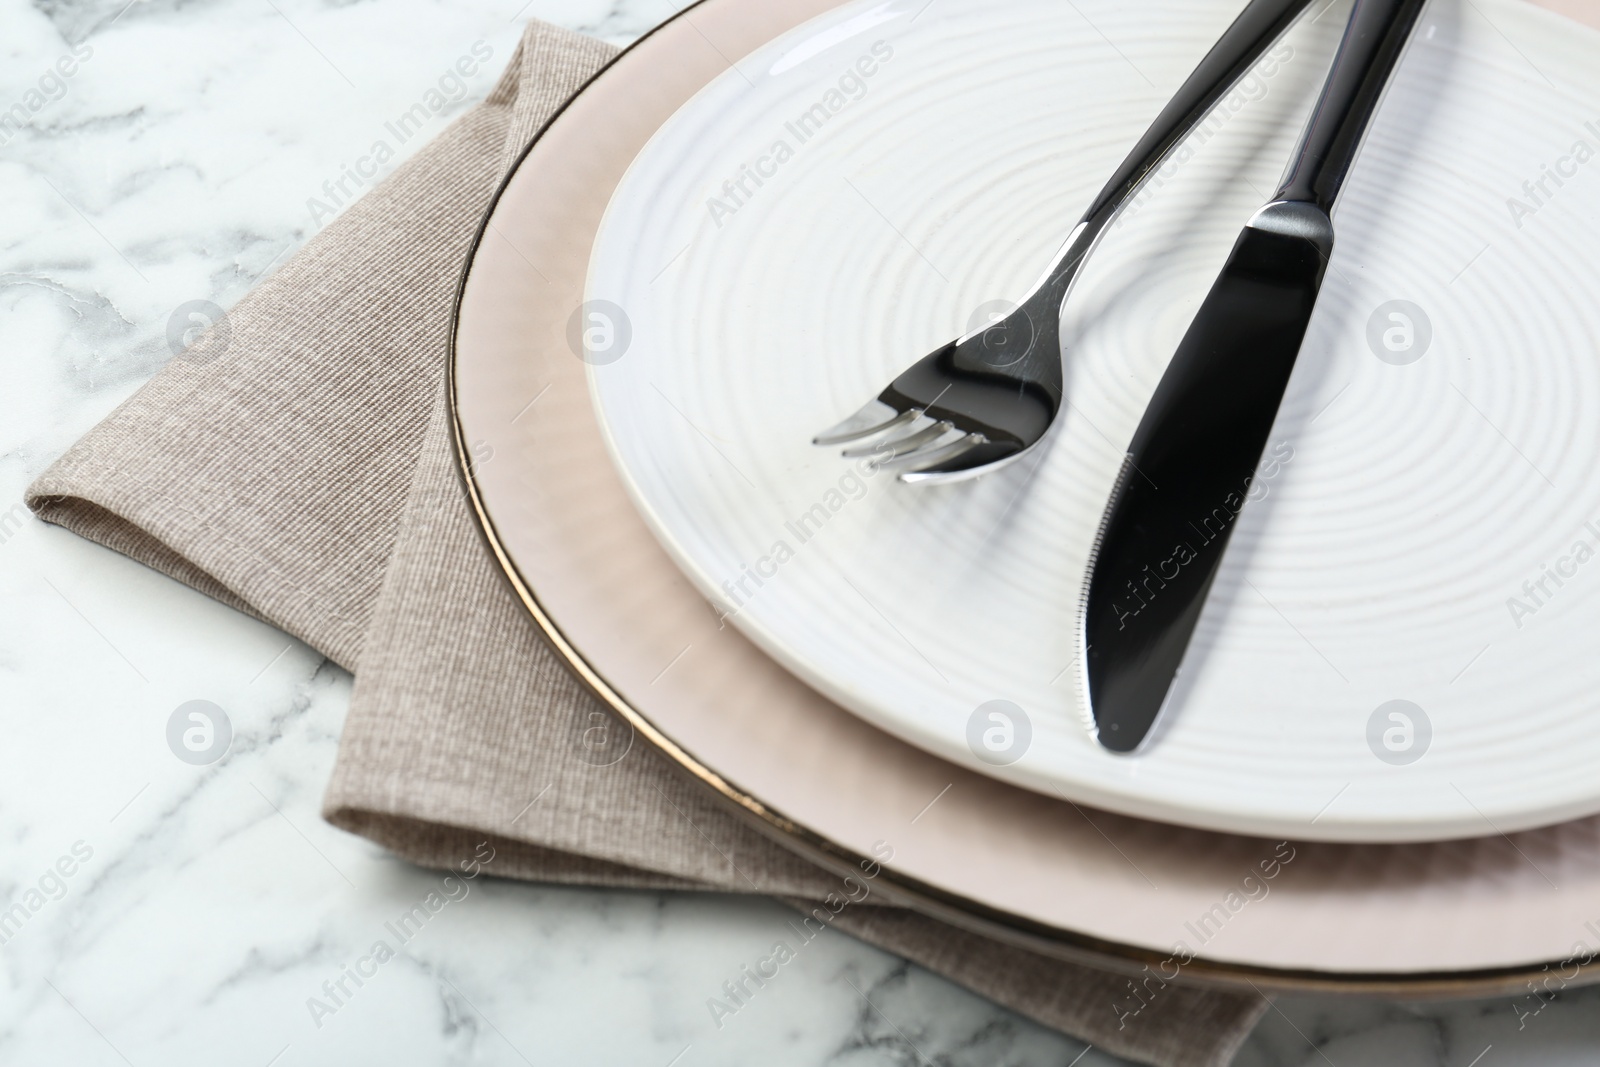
1105;442;1294;631
705;41;895;228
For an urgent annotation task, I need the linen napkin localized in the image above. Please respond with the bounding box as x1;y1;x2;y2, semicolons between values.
27;21;1268;1066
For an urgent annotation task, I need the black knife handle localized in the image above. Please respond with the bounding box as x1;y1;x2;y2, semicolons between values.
1273;0;1428;212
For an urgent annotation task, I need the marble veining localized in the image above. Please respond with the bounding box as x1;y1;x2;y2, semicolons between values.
5;0;1600;1063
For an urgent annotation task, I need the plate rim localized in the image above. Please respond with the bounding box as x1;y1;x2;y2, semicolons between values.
448;0;1600;996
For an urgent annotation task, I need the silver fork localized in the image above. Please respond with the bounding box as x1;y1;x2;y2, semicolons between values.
814;0;1318;484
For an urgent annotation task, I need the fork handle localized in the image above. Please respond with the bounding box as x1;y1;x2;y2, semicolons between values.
1080;0;1317;227
1035;0;1317;299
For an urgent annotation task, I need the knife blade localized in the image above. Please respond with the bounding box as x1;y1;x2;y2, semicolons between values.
1083;0;1429;753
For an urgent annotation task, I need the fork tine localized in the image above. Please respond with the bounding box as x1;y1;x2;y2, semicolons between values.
842;412;934;453
889;434;987;479
843;420;949;459
812;399;917;446
871;428;972;469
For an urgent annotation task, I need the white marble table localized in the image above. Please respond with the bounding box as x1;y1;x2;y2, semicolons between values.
3;0;1599;1063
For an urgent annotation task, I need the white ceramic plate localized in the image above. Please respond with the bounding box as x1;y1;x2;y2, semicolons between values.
586;0;1600;841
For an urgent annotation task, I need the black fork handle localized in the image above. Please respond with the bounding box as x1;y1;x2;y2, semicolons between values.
1034;0;1319;301
1079;0;1319;231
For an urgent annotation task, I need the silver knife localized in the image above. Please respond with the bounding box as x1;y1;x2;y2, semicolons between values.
1083;0;1429;753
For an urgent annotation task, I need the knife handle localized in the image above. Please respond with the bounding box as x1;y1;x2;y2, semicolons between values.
1273;0;1428;213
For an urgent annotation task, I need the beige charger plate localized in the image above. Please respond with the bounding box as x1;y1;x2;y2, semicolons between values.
450;0;1600;991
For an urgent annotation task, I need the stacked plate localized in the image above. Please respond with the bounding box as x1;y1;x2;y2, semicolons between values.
452;0;1600;989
